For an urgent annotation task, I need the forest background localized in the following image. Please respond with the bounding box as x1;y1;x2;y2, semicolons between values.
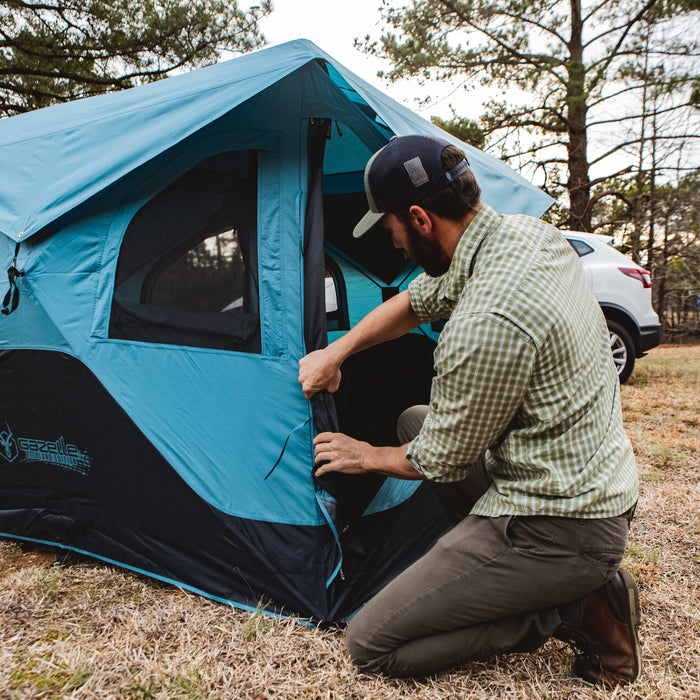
1;0;698;339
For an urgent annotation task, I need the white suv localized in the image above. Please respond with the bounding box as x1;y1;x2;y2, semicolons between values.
565;231;661;383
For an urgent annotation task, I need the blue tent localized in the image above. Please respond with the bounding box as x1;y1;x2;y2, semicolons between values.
0;40;552;620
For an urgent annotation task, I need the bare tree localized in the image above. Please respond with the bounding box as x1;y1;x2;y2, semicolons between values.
364;0;699;231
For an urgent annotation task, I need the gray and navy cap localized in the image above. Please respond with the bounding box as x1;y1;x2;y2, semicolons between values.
353;134;471;238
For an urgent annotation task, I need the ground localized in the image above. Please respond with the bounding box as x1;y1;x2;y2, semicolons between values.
1;345;698;699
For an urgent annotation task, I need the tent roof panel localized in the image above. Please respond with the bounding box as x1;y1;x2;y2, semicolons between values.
0;39;552;242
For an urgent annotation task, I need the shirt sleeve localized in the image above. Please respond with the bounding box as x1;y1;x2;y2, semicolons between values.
406;312;536;482
408;273;452;323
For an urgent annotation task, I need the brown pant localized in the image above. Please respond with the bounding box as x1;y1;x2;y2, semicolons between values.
397;405;491;523
344;406;632;677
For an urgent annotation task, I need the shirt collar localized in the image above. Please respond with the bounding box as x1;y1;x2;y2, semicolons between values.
440;202;500;301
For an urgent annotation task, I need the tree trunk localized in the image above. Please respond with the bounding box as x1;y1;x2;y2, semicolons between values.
633;27;653;265
657;213;669;340
566;0;592;231
645;112;658;270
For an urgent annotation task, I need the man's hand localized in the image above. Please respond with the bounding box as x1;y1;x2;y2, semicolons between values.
298;291;419;400
313;432;425;481
298;348;342;399
313;432;372;477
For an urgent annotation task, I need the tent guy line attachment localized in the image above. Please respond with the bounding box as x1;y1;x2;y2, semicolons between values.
2;242;24;316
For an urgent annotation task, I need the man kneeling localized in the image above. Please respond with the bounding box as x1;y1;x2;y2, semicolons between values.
299;135;641;685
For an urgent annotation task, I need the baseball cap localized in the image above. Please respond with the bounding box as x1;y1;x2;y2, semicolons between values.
352;134;470;238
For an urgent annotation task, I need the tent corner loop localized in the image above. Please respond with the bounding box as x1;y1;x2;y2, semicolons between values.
2;242;24;316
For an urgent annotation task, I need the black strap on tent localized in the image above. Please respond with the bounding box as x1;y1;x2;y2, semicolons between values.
2;242;24;316
303;118;338;444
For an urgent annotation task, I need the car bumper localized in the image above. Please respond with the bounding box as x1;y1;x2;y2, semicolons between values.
639;324;661;354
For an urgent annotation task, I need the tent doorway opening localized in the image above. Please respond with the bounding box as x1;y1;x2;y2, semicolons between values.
321;191;436;449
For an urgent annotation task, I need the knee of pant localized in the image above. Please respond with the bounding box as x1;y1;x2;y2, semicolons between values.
345;618;371;667
345;617;388;673
397;405;428;444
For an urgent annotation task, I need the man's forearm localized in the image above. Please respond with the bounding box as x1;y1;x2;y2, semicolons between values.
326;290;420;365
299;290;420;398
364;444;427;480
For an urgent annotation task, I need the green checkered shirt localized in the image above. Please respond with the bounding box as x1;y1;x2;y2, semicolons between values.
406;203;638;518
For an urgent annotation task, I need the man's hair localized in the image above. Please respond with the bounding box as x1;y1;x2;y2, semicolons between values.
393;145;481;223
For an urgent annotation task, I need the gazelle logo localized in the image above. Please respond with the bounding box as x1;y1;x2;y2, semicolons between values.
0;420;92;476
0;422;19;463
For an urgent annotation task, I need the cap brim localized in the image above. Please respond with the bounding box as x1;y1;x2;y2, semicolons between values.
352;209;385;238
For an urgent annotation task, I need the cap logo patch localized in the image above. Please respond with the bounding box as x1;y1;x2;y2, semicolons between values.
403;157;429;187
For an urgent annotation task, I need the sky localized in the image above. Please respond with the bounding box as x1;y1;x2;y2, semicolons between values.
256;0;464;121
256;1;700;194
258;0;394;87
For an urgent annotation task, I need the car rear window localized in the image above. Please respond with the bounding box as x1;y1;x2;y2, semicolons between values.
567;238;594;257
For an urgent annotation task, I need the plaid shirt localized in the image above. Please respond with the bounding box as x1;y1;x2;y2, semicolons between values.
406;204;638;518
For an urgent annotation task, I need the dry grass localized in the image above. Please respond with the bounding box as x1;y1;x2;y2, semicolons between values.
1;345;699;699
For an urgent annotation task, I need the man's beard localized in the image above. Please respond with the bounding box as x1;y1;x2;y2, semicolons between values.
404;220;451;277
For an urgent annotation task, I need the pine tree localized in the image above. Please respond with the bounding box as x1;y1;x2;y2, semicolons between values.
0;0;271;116
365;0;699;231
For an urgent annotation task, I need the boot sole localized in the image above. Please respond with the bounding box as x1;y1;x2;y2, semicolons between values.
617;568;642;682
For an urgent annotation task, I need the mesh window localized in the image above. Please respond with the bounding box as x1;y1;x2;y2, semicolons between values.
149;228;247;313
110;151;260;352
323;192;411;285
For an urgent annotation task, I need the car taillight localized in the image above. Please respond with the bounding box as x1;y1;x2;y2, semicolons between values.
619;267;652;288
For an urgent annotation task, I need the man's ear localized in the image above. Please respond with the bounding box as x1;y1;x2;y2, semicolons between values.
408;205;433;236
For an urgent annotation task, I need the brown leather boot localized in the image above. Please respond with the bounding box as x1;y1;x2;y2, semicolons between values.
556;568;642;685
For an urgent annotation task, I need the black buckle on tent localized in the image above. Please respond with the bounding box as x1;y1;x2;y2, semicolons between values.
2;242;24;316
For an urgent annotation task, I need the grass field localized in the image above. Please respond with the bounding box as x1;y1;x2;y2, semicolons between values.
1;345;699;699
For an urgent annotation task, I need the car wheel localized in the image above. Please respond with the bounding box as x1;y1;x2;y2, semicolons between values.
607;320;635;383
